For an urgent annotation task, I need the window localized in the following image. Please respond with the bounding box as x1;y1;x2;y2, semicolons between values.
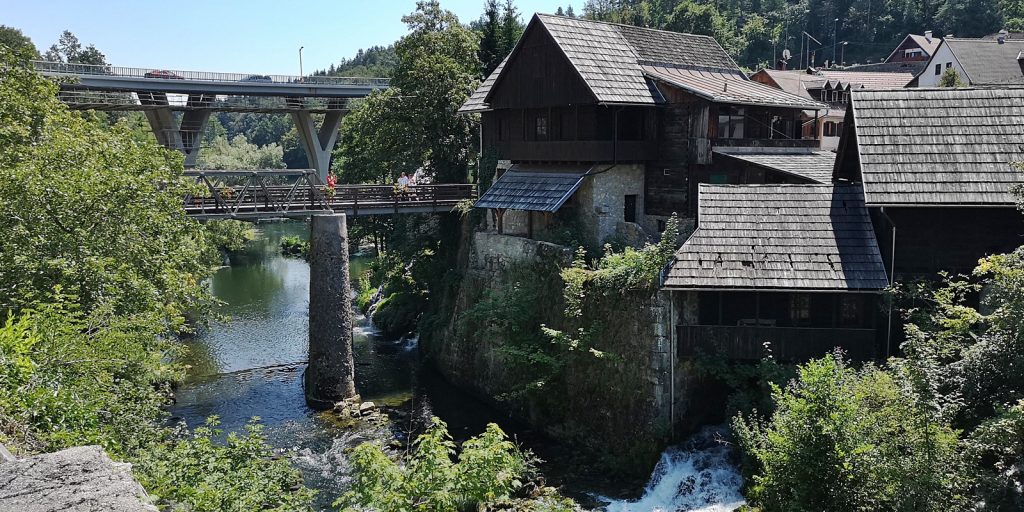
823;121;839;137
790;294;811;326
624;195;637;223
839;295;863;327
935;63;942;75
946;62;952;69
534;115;548;139
657;219;666;232
717;106;745;139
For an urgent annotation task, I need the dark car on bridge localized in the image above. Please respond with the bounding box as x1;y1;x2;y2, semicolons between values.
241;75;273;82
144;70;184;79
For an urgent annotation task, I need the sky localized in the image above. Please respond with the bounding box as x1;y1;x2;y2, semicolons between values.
2;0;570;75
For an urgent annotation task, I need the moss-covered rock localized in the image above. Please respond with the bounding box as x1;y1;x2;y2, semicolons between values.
372;291;422;339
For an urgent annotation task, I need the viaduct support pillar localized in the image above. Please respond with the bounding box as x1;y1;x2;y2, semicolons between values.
304;213;356;409
291;108;344;181
139;93;211;168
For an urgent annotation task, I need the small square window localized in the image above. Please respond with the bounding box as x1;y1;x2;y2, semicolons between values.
535;116;548;138
946;62;952;69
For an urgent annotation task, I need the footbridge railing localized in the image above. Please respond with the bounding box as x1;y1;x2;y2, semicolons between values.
183;170;477;220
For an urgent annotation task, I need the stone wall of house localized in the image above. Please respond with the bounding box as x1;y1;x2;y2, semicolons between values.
468;231;572;272
575;163;648;246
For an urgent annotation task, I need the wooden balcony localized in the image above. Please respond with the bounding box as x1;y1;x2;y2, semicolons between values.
677;324;878;362
493;140;658;162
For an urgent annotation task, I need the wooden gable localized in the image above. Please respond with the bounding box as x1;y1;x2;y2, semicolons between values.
486;21;597;109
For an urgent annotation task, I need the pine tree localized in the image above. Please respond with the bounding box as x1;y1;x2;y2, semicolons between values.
557;6;566;15
478;0;503;76
566;4;577;16
499;0;524;56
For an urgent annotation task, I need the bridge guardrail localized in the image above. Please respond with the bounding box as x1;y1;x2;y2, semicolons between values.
32;60;390;88
182;170;477;219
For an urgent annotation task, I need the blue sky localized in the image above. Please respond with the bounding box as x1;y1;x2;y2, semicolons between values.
2;0;571;75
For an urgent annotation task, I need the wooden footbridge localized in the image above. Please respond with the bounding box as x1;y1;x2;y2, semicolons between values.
184;170;476;220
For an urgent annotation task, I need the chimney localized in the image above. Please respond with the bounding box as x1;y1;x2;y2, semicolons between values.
999;29;1008;44
925;30;932;42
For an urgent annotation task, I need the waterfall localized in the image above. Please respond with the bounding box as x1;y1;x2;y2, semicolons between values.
600;427;745;512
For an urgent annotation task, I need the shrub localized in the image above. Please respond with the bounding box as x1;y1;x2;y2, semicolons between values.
733;353;970;512
336;418;538;511
135;417;315;511
279;235;310;258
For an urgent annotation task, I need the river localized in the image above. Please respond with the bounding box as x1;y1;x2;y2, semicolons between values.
169;220;743;511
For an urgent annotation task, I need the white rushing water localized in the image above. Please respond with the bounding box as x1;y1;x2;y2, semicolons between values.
601;427;745;512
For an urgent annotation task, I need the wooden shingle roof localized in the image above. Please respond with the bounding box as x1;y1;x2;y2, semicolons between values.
463;14;810;110
474;164;589;212
849;88;1024;205
713;148;836;184
459;55;507;113
644;65;825;109
662;184;889;291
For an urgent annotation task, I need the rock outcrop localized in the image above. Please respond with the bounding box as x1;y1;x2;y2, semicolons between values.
0;445;156;512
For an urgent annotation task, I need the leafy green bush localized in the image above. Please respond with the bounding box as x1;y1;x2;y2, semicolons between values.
733;354;970;512
135;417;314;511
354;273;379;314
336;417;540;511
279;235;310;258
204;220;256;254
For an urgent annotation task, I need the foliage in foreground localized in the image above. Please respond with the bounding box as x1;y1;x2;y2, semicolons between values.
135;418;315;512
735;244;1024;510
337;417;576;512
733;354;969;512
0;46;313;510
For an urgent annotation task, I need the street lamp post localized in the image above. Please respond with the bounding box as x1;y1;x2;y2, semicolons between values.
841;41;848;66
299;46;305;77
833;18;839;67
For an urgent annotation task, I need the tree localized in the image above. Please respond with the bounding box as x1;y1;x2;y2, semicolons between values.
566;4;577;16
478;0;505;76
391;0;482;184
557;6;566;15
197;135;285;171
43;30;106;65
500;0;525;56
733;354;971;512
0;46;213;321
0;25;39;58
938;66;965;87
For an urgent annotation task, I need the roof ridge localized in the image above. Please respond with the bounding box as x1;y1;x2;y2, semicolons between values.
534;12;718;42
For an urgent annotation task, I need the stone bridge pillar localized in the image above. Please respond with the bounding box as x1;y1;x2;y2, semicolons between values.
305;214;356;408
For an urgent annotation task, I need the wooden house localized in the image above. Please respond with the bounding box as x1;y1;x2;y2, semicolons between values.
662;184;889;361
751;69;913;151
835;87;1024;278
663;86;1024;362
885;32;941;64
461;14;825;247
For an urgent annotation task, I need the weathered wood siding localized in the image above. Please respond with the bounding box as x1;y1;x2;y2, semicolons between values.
487;23;595;109
873;207;1024;277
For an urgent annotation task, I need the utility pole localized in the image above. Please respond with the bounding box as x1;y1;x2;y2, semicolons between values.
803;31;822;69
299;46;305;77
833;18;839;66
841;41;848;66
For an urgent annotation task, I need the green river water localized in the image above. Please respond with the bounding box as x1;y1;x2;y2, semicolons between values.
168;220;743;511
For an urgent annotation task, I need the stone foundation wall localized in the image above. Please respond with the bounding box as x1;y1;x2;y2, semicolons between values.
425;229;682;474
